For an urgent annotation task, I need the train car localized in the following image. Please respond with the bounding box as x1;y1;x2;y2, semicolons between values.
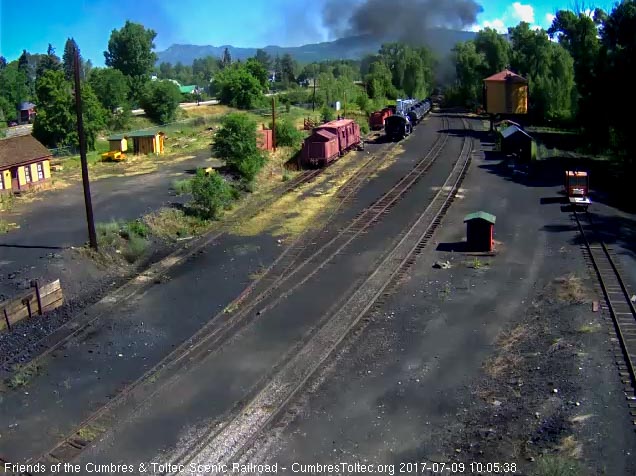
301;119;362;168
369;107;393;130
564;170;591;209
385;114;412;141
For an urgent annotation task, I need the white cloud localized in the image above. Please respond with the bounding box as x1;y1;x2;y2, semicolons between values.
510;2;535;23
545;13;556;25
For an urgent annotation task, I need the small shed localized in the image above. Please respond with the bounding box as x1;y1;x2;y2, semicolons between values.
18;102;36;124
107;134;128;153
0;135;52;194
500;125;536;163
464;211;496;252
108;131;165;155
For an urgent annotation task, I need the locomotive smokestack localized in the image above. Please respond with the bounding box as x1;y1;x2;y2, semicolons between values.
323;0;483;42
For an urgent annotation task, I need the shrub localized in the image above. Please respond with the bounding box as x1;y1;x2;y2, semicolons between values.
359;121;370;135
321;106;335;123
96;221;121;246
213;113;266;182
190;169;236;219
122;219;150;238
122;234;149;263
269;119;304;147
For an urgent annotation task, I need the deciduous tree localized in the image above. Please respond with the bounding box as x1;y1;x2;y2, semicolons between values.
104;21;157;77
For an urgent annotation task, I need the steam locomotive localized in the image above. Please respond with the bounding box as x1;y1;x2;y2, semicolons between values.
384;98;432;141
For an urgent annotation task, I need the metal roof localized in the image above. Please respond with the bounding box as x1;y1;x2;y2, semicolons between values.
179;85;197;94
108;130;165;140
464;211;496;224
501;125;533;140
19;101;36;110
313;129;337;141
484;69;528;83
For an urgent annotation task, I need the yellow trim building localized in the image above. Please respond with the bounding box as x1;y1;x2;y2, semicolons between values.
0;135;52;194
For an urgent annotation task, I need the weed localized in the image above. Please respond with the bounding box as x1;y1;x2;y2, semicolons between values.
282;172;291;182
533;456;586;476
77;424;104;441
0;193;15;212
578;323;600;334
96;221;121;247
6;364;42;390
0;219;9;234
143;208;208;241
172;178;193;195
472;257;483;269
553;274;587;303
123;219;150;239
122;234;149;263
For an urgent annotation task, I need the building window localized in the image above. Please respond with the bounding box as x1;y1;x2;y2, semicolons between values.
24;166;32;183
0;174;4;190
37;162;44;180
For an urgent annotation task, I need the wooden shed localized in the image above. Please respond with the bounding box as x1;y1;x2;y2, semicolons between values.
483;70;528;115
108;131;165;156
500;125;536;163
0;135;52;194
464;211;496;252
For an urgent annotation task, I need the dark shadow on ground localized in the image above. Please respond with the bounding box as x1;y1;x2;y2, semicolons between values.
436;241;467;252
0;244;66;250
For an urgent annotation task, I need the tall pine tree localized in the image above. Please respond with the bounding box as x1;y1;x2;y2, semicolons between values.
63;38;80;81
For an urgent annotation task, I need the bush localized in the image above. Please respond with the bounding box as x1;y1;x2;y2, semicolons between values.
359;121;370;135
96;221;121;246
213;113;266;182
321;106;335;122
122;234;149;263
190;169;236;219
122;219;150;239
269;119;304;147
140;80;181;123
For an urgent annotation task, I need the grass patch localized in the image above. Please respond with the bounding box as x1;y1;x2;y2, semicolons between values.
6;363;42;390
122;219;150;239
0;193;15;212
553;274;587;303
578;323;601;334
533;456;586;476
121;234;149;263
143;207;209;241
77;424;105;441
172;178;193;195
96;221;122;246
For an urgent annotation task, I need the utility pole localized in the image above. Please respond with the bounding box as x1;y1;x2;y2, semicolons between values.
73;45;98;250
312;71;316;111
271;96;277;152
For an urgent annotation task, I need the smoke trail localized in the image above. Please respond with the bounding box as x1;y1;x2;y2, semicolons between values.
323;0;483;41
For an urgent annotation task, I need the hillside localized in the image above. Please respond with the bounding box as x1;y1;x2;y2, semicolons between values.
156;29;476;65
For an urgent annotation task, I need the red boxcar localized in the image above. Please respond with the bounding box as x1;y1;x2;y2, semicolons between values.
301;119;362;167
369;107;393;130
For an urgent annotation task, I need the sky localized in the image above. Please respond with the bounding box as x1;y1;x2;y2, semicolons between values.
0;0;615;65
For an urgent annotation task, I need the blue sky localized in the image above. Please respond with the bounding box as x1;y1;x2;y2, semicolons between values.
0;0;615;65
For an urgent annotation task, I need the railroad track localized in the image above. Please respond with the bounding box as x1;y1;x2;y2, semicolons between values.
574;210;636;420
16;119;446;471
169;118;473;473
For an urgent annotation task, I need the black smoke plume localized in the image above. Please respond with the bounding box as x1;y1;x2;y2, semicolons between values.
323;0;483;40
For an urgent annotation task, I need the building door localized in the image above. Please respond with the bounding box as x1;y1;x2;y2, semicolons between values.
11;168;19;189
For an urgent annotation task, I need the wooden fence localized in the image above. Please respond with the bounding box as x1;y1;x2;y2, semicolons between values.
0;279;64;332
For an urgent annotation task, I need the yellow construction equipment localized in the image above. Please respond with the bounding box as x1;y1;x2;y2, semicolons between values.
101;151;126;162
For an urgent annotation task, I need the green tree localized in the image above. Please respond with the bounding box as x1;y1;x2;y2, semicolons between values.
212;113;265;182
190;169;235;220
245;58;268;91
254;49;271;70
32;70;74;147
452;41;486;105
222;47;232;68
212;63;264;109
280;53;297;86
89;68;130;112
269;119;303;147
192;56;219;85
158;62;173;79
0;56;6;69
69;83;107;150
62;38;80;81
0;63;30;108
139;80;181;123
474;28;511;75
104;21;157;77
365;60;394;99
36;44;61;79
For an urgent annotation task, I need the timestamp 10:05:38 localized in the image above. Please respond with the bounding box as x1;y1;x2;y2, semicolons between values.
398;462;518;474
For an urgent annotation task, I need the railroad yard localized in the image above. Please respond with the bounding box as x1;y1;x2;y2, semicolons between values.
0;109;634;476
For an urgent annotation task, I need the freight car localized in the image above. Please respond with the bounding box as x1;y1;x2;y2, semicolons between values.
301;119;363;168
406;98;432;126
369;107;393;130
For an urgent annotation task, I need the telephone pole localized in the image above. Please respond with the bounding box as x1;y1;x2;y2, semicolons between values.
73;45;98;250
271;96;277;152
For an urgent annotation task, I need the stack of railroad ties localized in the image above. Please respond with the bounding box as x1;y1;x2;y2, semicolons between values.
300;97;433;169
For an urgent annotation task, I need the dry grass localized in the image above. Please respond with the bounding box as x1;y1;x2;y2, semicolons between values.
143;207;209;241
77;424;104;441
558;435;583;459
578;323;601;334
534;456;586;476
497;325;528;352
553;274;588;303
232;149;371;239
483;354;522;378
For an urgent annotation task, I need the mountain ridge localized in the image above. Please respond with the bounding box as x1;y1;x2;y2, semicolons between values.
155;29;476;66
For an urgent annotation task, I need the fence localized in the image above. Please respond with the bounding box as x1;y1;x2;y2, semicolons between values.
1;279;64;332
48;146;79;158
